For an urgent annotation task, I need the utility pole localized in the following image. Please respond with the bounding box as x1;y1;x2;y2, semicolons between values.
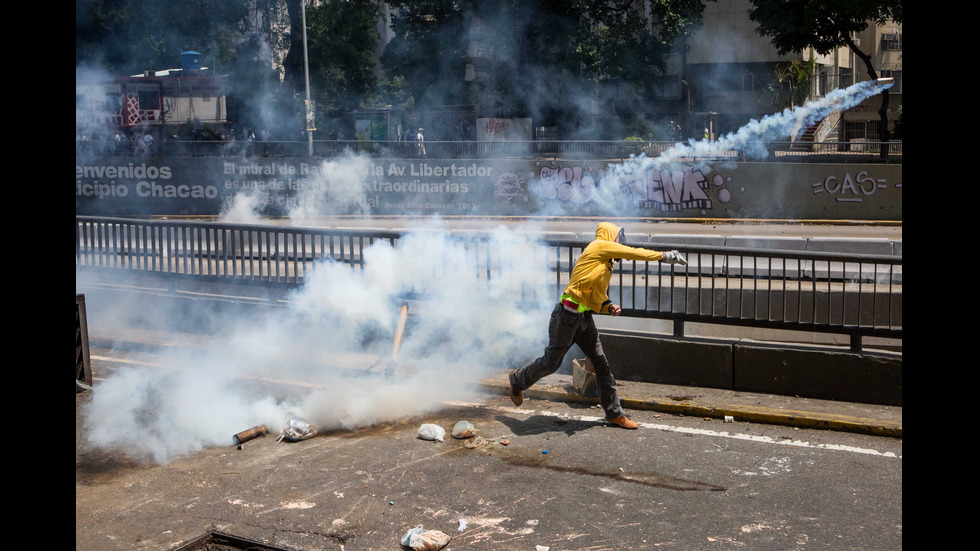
301;0;314;157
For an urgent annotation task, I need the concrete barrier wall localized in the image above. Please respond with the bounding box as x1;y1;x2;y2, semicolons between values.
601;331;902;406
77;282;901;406
76;156;902;221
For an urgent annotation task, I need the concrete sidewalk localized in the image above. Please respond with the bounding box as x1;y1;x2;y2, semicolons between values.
478;370;902;439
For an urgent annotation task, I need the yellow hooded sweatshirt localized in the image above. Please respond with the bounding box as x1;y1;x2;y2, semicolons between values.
563;222;666;314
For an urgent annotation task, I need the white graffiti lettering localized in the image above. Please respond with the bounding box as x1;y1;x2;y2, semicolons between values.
812;171;888;202
636;165;712;211
539;166;602;204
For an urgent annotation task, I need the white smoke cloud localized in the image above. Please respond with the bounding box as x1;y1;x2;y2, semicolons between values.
287;152;376;224
219;191;269;224
588;79;895;216
83;79;894;463
82;224;553;464
217;150;374;224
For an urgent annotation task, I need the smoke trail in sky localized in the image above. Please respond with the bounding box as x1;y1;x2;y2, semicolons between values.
589;79;895;215
658;79;892;164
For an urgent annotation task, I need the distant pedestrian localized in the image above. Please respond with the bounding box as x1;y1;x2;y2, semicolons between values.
416;127;427;158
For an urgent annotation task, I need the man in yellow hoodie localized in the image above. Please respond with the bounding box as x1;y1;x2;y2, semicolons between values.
508;222;687;429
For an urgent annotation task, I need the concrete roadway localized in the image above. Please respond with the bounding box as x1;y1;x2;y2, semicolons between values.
76;218;902;550
76;326;902;551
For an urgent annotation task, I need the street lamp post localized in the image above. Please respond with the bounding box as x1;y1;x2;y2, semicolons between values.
301;0;314;157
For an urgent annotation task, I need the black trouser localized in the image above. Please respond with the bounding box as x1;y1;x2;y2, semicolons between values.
511;303;624;420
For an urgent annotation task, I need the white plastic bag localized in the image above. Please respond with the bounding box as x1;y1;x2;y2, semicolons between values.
400;524;450;550
451;420;476;439
281;417;318;442
417;424;445;442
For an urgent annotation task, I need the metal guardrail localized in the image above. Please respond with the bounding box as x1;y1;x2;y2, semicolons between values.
76;139;902;162
76;216;901;351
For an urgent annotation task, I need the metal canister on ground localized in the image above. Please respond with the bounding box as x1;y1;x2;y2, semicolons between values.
233;425;269;445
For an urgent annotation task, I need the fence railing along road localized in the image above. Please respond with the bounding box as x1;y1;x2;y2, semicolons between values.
77;139;902;162
76;216;902;352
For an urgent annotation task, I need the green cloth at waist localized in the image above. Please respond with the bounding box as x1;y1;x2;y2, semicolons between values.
560;293;590;313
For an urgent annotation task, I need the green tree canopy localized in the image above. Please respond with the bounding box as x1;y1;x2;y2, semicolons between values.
380;0;711;137
75;0;251;75
747;0;902;153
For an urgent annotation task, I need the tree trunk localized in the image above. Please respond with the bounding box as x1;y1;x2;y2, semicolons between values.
282;0;306;93
846;37;889;160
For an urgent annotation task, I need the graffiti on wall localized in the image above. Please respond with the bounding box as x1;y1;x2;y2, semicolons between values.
511;161;739;216
78;155;900;220
811;170;897;203
484;118;507;134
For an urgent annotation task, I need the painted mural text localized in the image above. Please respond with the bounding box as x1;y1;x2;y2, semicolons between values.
812;171;890;202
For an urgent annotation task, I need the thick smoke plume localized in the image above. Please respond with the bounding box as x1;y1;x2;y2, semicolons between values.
83;226;553;464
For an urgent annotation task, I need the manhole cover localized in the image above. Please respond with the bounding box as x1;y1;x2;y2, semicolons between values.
170;531;299;551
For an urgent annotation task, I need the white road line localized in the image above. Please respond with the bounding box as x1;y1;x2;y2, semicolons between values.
445;400;902;459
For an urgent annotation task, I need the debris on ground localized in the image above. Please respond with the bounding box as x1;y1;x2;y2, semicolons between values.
400;524;451;550
452;420;476;439
233;424;269;445
279;417;318;442
572;358;598;397
417;424;446;442
463;436;488;449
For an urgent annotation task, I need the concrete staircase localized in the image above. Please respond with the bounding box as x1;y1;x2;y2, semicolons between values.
791;116;842;150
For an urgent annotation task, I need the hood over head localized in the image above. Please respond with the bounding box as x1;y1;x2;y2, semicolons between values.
596;222;625;246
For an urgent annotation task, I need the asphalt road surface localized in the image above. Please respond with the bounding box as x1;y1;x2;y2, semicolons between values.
76;343;902;551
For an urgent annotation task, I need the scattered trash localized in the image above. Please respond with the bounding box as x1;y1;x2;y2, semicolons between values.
457;518;468;532
542;450;549;454
400;524;451;550
724;415;735;423
463;436;488;449
499;439;510;446
452;420;476;439
418;424;446;442
233;424;269;445
279;417;318;442
571;358;598;397
536;546;551;551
